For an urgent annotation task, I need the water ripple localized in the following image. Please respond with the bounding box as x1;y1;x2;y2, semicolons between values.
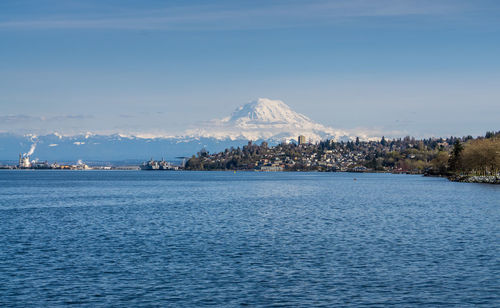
0;171;499;307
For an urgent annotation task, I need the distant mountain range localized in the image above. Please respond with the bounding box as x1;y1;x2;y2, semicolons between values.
0;98;352;162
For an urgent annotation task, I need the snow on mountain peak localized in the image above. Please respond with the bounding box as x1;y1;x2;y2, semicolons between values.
186;98;351;142
224;98;312;126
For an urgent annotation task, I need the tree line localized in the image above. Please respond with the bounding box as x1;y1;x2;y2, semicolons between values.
431;131;500;176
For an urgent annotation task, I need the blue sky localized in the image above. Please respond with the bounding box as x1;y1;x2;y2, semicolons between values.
1;0;499;138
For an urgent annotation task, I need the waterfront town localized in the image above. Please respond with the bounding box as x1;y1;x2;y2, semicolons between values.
2;132;499;182
185;135;450;172
185;132;500;177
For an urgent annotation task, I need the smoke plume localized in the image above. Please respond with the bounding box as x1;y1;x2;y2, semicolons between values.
23;139;37;157
26;143;36;156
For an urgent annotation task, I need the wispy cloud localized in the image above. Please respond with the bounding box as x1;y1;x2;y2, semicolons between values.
0;0;463;31
0;114;93;123
0;114;35;122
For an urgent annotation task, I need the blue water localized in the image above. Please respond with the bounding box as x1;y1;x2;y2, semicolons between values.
0;171;499;307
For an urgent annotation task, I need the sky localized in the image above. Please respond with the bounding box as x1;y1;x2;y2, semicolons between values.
1;0;499;138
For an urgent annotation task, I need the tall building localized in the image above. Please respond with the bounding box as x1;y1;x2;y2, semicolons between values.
298;135;306;145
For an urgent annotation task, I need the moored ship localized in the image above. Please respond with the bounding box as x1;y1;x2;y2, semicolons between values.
140;158;178;170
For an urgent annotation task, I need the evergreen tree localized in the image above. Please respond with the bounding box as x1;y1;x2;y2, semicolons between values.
448;140;463;172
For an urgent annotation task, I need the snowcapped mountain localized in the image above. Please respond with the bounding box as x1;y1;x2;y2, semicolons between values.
0;98;353;162
225;98;312;125
185;98;350;142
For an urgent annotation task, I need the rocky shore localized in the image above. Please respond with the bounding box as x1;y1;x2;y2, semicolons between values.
449;175;500;184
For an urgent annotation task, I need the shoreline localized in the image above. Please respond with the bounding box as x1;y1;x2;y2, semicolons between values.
448;174;500;184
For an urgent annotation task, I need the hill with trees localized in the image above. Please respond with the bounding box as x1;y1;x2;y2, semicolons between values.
185;131;499;184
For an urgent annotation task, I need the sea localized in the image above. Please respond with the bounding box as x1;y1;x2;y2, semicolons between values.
0;170;499;307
